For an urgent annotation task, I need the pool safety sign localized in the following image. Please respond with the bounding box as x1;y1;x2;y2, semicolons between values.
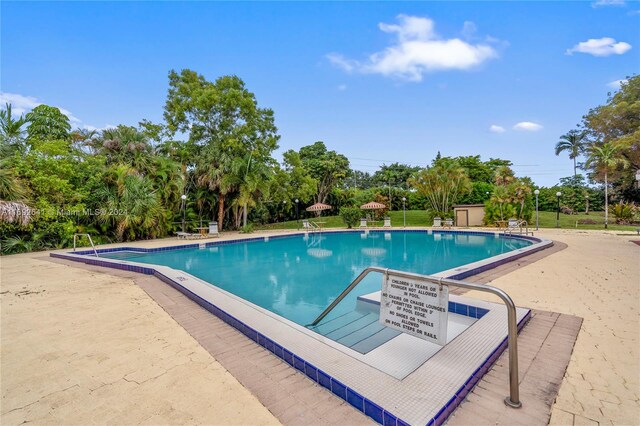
379;274;449;346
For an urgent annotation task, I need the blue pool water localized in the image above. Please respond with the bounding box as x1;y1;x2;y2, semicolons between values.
101;231;531;327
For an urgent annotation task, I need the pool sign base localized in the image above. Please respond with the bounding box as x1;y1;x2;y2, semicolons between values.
379;273;449;346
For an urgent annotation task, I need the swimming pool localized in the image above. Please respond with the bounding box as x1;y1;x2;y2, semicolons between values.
100;230;532;327
53;229;550;425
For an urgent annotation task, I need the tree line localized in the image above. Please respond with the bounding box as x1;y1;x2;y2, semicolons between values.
0;70;637;253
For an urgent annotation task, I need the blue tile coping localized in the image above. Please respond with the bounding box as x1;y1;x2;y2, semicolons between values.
51;229;542;425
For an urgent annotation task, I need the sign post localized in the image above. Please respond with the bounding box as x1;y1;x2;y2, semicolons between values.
379;272;449;346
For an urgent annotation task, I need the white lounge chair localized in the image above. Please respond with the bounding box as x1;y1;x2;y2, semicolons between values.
359;218;368;228
208;221;219;237
383;217;391;228
432;217;442;228
444;219;453;229
303;220;319;232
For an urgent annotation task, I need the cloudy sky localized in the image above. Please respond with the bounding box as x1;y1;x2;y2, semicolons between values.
1;1;637;186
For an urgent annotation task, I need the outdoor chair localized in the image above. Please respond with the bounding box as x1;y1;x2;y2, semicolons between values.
444;219;453;229
383;217;391;228
432;217;442;228
359;218;368;228
208;221;220;237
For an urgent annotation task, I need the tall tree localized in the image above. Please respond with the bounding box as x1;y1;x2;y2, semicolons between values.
95;165;162;241
291;141;349;204
97;125;153;172
282;150;318;203
25;105;71;141
0;103;28;150
407;162;471;216
584;143;629;228
582;75;639;202
164;70;279;229
555;130;586;177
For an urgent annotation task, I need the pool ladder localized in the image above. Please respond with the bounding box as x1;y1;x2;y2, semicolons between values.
73;233;99;257
310;267;523;409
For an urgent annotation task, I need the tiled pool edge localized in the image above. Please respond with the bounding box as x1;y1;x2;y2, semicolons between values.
50;230;544;425
50;250;532;425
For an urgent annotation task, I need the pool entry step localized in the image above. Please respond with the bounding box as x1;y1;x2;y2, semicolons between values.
309;308;401;354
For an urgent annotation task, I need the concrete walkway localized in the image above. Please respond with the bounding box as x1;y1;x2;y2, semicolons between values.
1;228;638;425
0;252;279;425
465;229;639;425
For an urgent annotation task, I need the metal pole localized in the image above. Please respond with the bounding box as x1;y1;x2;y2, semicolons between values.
556;194;560;228
535;193;539;230
182;201;186;233
309;266;522;408
402;197;406;228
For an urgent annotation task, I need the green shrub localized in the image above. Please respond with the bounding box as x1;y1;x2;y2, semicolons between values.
240;224;254;234
609;201;637;224
339;207;361;228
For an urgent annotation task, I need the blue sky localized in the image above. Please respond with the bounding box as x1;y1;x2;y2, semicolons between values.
1;1;638;186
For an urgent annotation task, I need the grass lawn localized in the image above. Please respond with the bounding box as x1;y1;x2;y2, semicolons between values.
257;210;639;232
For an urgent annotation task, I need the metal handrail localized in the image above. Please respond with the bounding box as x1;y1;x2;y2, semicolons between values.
504;220;532;236
303;220;321;233
309;266;523;408
73;233;99;257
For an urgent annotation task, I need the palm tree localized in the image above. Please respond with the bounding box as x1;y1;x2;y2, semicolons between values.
0;103;28;153
555;130;586;177
98;126;152;172
96;165;161;241
584;143;628;229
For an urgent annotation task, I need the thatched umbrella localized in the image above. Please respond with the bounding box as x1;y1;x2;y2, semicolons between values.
0;200;33;226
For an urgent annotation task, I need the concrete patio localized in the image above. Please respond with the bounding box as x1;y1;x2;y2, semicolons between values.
1;228;638;425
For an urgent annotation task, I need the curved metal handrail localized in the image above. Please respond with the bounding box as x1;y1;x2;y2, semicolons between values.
310;266;523;408
73;233;98;257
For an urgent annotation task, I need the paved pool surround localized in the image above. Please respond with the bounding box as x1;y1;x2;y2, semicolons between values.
51;229;552;425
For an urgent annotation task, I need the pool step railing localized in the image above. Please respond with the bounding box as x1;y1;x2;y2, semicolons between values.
302;219;321;233
73;233;99;257
310;267;523;409
503;220;533;236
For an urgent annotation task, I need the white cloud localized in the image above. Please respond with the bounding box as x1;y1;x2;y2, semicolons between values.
327;54;357;72
489;125;506;133
327;15;500;82
0;91;81;123
513;122;543;132
592;0;625;7
337;84;348;91
566;37;632;57
0;92;40;116
607;79;627;89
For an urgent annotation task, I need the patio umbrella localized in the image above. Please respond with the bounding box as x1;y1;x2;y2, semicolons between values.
360;201;386;210
360;201;387;223
306;202;332;212
306;202;332;217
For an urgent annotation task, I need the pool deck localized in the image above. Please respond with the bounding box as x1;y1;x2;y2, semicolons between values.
1;228;638;425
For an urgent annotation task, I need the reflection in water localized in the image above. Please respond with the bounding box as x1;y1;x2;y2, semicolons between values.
103;231;532;326
361;247;387;257
307;248;333;258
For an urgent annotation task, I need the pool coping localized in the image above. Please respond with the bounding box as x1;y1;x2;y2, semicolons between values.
50;229;552;425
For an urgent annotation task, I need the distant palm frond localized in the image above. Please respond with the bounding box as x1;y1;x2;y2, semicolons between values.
0;200;33;226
